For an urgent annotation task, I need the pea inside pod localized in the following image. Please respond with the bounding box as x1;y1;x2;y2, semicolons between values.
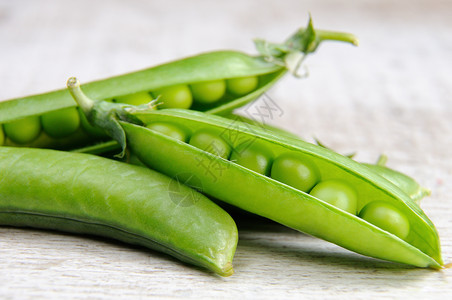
0;147;238;276
41;107;80;138
68;80;442;269
3;116;41;144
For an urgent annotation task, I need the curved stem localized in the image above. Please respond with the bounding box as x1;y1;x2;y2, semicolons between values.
67;77;94;117
316;29;359;46
254;16;358;76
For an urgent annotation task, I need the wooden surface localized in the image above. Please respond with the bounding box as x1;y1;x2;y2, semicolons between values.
1;0;451;298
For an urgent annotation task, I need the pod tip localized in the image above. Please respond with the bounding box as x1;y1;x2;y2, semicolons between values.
67;77;80;88
220;262;234;277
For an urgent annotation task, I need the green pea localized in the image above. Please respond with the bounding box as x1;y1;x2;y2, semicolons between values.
78;108;108;138
270;152;320;192
146;122;189;142
153;85;193;109
0;125;4;145
310;179;358;214
190;80;226;104
359;201;410;240
115;91;154;106
226;76;259;96
230;141;273;175
41;107;80;138
189;129;231;159
271;152;320;192
3;116;41;144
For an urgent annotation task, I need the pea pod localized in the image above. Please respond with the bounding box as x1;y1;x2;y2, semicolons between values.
73;113;433;206
68;80;442;268
0;17;357;152
0;147;238;276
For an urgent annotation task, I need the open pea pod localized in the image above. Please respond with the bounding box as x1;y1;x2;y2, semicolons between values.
68;81;443;269
0;17;357;151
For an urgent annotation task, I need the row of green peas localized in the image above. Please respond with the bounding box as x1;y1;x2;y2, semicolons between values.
0;76;258;146
145;121;411;241
116;76;259;108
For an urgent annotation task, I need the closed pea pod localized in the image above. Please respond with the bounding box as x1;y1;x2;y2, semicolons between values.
0;147;238;276
0;17;357;151
69;81;443;269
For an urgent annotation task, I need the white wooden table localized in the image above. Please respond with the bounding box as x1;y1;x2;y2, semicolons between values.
1;0;451;298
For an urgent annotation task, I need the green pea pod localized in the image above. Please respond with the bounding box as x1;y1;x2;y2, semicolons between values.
68;81;442;269
0;17;357;151
0;147;238;276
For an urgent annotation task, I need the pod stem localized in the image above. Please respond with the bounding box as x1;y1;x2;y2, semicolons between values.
67;77;94;117
67;77;156;158
315;29;359;46
254;15;358;76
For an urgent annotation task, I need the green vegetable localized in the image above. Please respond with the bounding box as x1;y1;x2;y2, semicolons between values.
359;201;410;240
226;76;259;96
0;17;357;151
230;141;273;175
0;147;238;276
310;179;358;214
114;91;154;106
189;129;231;159
146;122;189;142
271;152;320;192
190;80;226;104
3;116;41;144
41;107;80;138
152;85;193;109
68;81;442;269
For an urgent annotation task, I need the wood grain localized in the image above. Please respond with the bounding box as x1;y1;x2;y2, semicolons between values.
1;0;451;298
